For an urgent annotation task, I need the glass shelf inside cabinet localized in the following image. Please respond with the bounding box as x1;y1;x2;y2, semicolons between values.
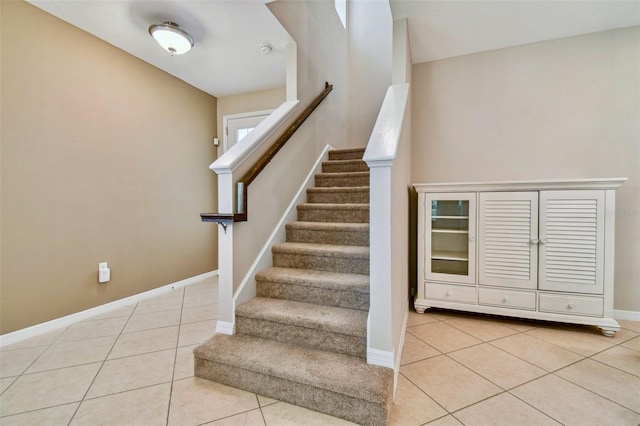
431;200;470;275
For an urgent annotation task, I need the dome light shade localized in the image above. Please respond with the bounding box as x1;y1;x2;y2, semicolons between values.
149;22;194;55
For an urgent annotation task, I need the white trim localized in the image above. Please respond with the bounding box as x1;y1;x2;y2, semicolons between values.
215;320;235;335
0;270;218;348
367;347;395;369
614;309;640;321
413;178;627;193
233;145;334;309
393;306;409;399
211;100;299;174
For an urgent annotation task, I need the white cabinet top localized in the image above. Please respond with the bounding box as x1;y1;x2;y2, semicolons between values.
413;178;627;193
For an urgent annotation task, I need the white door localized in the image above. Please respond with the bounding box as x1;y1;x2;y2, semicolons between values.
478;192;539;290
538;190;605;295
223;110;272;152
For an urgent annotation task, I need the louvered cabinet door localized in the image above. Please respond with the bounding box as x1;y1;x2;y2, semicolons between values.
538;190;604;294
479;192;538;289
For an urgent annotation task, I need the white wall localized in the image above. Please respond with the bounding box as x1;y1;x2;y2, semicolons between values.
412;27;640;312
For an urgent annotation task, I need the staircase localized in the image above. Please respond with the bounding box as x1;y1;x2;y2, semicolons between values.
194;148;393;425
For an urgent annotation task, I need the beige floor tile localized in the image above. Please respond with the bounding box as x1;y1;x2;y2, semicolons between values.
178;320;216;347
86;349;175;398
389;374;446;426
425;415;464;425
511;374;640;426
87;304;135;321
25;335;116;374
490;333;583;372
524;326;615;356
57;317;128;343
591;345;640;376
588;326;639;346
0;402;79;426
0;363;100;416
71;383;170;426
203;409;265;425
123;308;182;333
0;328;66;352
0;376;18;394
174;345;197;380
491;316;539;332
422;308;472;321
260;401;357;425
168;377;259;426
0;346;48;377
444;317;520;342
449;343;546;389
257;395;279;407
401;355;501;412
182;304;218;324
108;326;179;359
407;322;482;354
407;310;439;327
622;336;640;352
618;319;640;333
453;392;560;426
183;285;218;308
134;293;184;315
556;358;640;412
401;332;441;365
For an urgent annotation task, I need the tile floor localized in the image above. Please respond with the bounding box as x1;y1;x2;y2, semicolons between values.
1;275;639;425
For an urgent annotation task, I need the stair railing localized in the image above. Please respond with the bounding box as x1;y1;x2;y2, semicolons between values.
201;82;333;229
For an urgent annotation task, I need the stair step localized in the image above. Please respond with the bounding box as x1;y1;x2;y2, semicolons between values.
256;267;369;310
322;159;369;173
272;242;369;274
307;186;369;204
286;221;368;246
297;203;369;223
194;334;393;426
328;148;366;161
315;171;369;187
236;297;367;358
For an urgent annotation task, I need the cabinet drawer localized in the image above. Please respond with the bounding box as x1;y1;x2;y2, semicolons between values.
479;288;536;310
425;282;476;304
539;293;603;317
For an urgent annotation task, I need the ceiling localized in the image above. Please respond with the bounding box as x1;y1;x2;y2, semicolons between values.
27;1;640;98
26;0;293;98
390;0;640;64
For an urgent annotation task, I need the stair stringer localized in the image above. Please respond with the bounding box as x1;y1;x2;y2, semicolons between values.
230;145;335;324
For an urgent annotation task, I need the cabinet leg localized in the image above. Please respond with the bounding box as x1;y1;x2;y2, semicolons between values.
598;327;617;337
415;307;426;314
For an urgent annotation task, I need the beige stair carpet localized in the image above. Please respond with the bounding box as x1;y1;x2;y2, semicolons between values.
194;148;393;425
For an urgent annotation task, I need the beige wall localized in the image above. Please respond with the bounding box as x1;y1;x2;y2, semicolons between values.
216;87;286;143
412;27;640;312
0;1;218;333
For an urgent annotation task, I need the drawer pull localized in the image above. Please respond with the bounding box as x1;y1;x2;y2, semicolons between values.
567;303;576;309
503;296;510;303
446;291;453;296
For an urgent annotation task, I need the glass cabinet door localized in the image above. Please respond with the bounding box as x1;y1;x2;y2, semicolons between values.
425;193;476;284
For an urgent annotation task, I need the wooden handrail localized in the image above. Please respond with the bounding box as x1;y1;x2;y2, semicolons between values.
201;82;333;227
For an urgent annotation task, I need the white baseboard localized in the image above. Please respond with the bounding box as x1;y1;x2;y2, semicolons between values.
0;270;218;348
614;309;640;322
367;347;395;369
215;321;235;335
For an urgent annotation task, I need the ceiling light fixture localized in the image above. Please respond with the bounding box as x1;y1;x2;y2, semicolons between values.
148;21;194;56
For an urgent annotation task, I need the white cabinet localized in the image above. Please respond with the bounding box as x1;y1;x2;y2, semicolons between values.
414;179;625;336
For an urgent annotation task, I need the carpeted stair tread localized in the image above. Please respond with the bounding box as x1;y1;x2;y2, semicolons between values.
328;148;366;161
237;297;367;337
286;221;369;246
194;333;392;405
256;267;369;293
306;186;369;204
322;159;369;173
272;242;369;259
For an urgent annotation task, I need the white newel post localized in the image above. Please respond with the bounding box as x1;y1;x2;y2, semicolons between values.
214;172;235;335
